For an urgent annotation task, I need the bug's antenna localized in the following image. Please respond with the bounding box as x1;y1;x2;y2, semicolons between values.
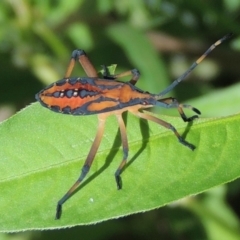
158;33;233;97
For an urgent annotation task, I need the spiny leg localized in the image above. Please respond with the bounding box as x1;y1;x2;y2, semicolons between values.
114;69;140;85
157;97;201;122
158;33;232;97
129;109;195;150
100;66;140;86
115;114;129;190
64;49;98;78
55;114;107;220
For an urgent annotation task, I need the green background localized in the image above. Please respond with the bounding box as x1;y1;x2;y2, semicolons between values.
1;0;240;239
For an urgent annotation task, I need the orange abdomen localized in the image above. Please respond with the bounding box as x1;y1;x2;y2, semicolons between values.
36;77;154;115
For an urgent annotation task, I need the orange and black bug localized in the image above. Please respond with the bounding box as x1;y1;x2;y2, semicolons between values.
36;33;232;219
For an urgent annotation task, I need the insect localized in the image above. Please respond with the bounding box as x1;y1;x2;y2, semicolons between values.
35;33;232;219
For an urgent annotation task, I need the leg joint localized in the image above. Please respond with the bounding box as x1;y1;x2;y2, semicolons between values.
131;68;140;77
169;124;176;132
123;147;128;160
71;49;86;60
82;165;90;174
78;165;90;181
115;169;121;177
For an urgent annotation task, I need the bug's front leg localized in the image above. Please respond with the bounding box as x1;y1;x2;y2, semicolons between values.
114;114;129;189
157;97;201;122
100;65;140;86
55;114;107;220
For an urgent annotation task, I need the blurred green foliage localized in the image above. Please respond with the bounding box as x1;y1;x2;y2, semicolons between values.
1;0;240;239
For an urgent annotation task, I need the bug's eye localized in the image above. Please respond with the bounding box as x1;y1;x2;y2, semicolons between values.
142;100;148;105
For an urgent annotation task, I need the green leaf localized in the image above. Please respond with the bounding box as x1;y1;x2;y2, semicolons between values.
1;103;240;232
187;186;240;240
189;83;240;117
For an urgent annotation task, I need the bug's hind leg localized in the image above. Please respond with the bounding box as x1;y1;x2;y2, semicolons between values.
55;114;107;220
114;114;129;189
129;109;196;150
65;49;98;78
157;97;201;122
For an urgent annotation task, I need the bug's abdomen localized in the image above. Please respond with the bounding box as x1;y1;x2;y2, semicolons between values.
36;77;152;115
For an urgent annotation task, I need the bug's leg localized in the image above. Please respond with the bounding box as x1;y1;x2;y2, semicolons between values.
64;49;98;78
128;69;141;85
114;69;140;85
158;97;201;122
129;109;195;150
115;114;129;189
55;114;107;220
100;66;140;86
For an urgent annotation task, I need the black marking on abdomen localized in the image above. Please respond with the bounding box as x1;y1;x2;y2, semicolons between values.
79;90;98;98
48;89;99;99
50;105;60;112
55;79;66;86
66;90;74;98
53;91;61;98
62;106;72;114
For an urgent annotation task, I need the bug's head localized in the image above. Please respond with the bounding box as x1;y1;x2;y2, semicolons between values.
137;97;157;109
